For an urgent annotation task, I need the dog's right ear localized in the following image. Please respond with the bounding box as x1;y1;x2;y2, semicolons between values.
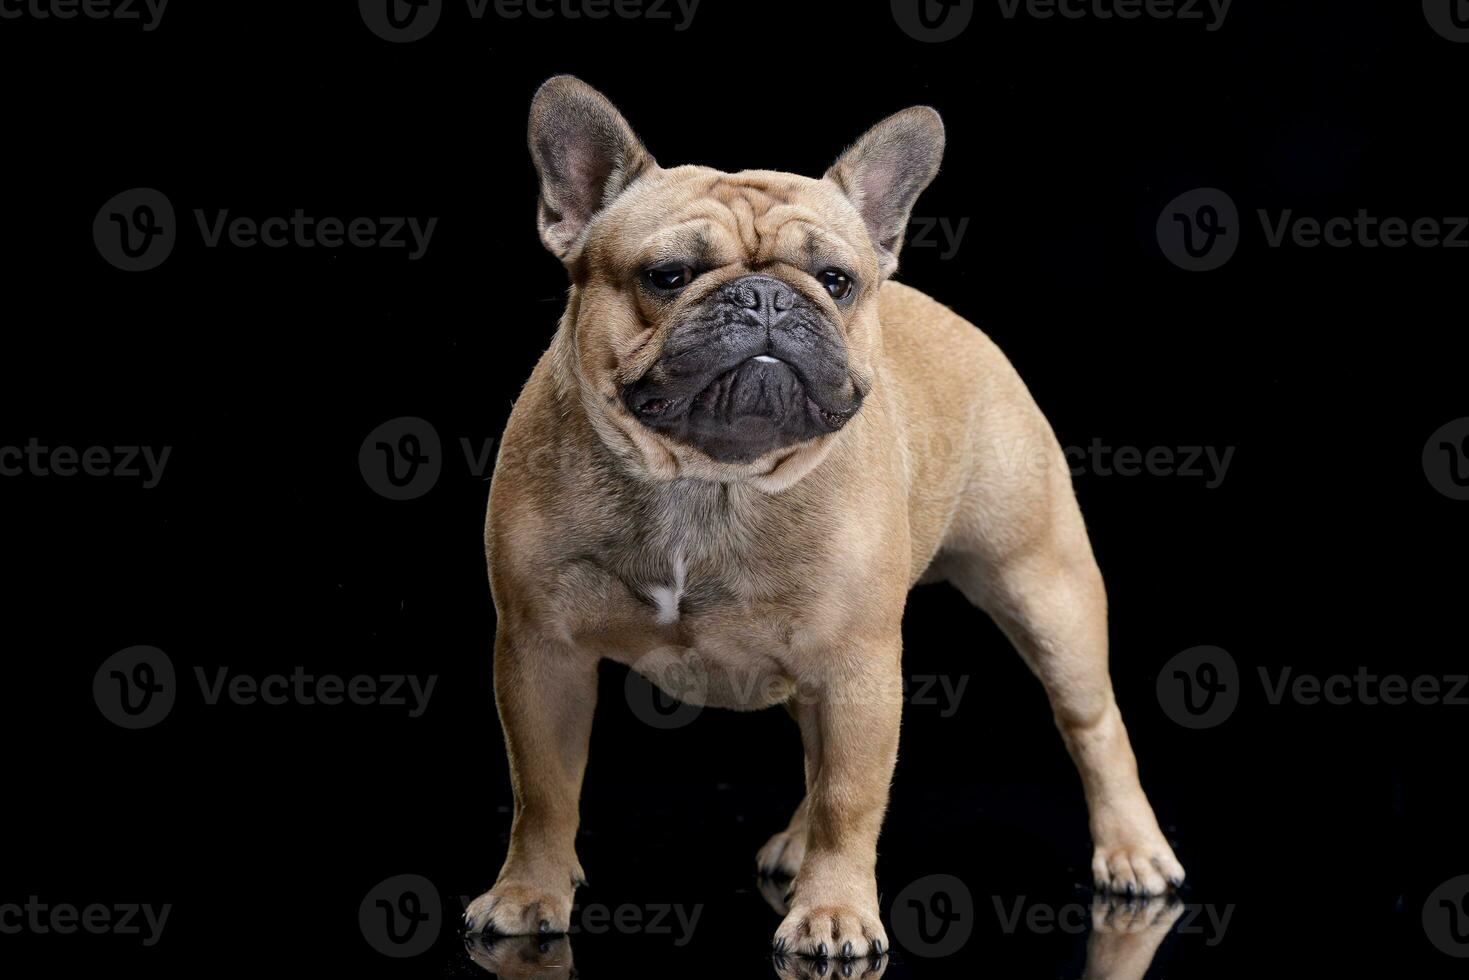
528;76;655;260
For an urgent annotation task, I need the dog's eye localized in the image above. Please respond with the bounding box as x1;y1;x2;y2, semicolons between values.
818;269;854;301
644;264;696;292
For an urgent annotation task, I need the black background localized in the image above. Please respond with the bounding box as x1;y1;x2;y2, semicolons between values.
2;1;1467;976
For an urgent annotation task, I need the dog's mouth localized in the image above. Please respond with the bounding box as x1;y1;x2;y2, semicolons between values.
695;356;850;426
625;354;859;463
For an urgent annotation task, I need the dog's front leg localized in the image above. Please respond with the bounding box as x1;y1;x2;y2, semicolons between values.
464;629;597;936
773;639;901;960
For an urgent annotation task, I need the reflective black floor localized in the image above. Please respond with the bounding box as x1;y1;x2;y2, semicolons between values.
324;759;1464;978
443;890;1197;979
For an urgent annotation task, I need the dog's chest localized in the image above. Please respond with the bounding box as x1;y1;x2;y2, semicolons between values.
609;511;759;625
569;485;811;701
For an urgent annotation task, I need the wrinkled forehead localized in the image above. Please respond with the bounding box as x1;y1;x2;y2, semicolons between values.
588;166;874;279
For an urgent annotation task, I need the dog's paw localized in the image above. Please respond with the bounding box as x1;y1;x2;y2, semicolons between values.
757;826;808;879
1091;839;1185;898
773;902;887;961
462;881;574;936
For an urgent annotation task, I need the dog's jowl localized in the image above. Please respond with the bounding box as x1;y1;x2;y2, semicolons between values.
464;75;1185;960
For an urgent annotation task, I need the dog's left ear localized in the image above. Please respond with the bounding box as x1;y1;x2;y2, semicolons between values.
528;75;656;260
825;107;945;280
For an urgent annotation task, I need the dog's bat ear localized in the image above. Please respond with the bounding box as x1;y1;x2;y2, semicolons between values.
825;106;945;280
528;75;656;260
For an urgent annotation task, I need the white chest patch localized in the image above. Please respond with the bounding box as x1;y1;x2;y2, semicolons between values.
647;550;687;625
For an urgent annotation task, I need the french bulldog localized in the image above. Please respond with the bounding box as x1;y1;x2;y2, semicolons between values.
464;75;1185;960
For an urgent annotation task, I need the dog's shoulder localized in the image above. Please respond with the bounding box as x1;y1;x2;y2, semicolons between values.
878;280;1003;383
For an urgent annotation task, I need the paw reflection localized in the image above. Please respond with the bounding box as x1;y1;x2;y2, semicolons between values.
461;887;1187;978
1082;894;1184;980
464;933;575;978
772;949;888;979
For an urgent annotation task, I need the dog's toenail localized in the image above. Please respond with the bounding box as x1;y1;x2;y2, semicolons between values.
871;938;884;956
538;918;551;934
816;941;829;958
842;940;854;959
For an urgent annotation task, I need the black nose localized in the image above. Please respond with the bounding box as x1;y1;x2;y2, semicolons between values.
725;275;797;320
